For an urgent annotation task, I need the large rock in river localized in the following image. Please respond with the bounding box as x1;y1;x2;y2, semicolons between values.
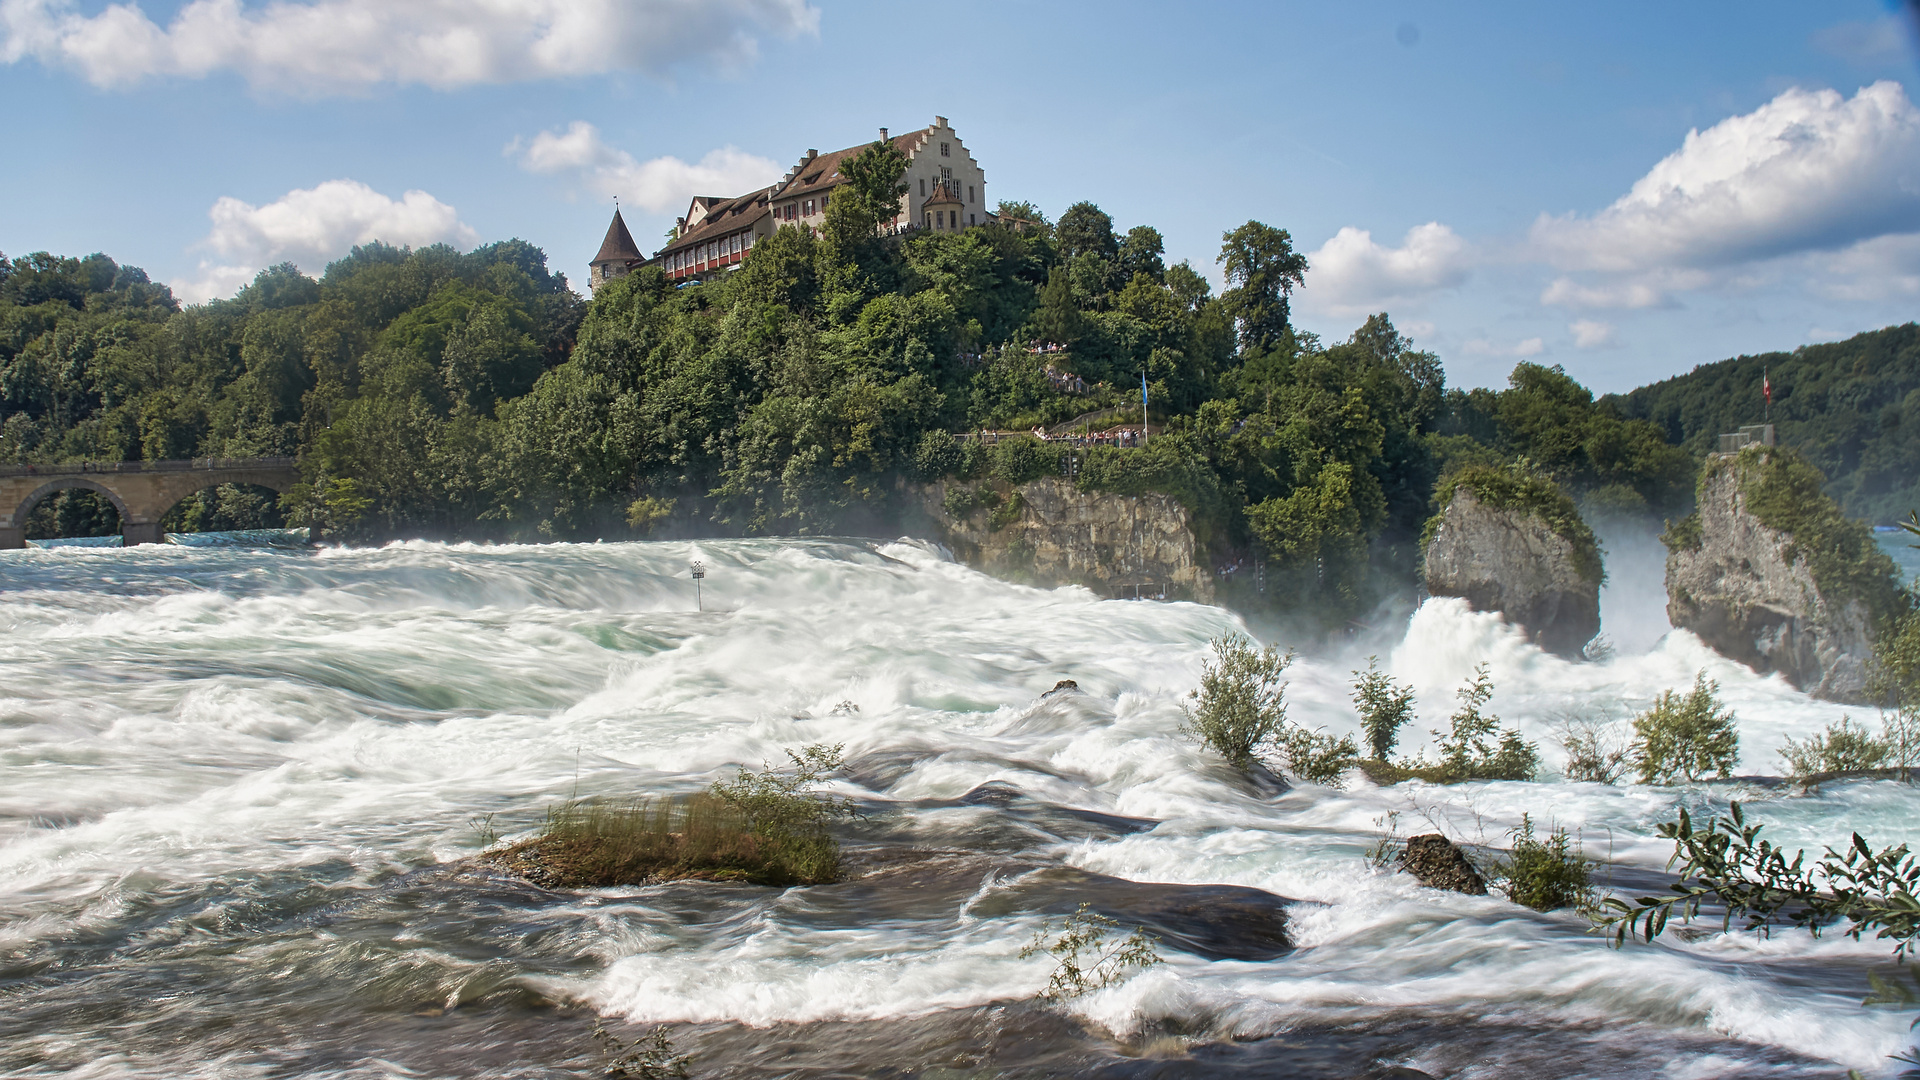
1422;468;1602;659
1665;447;1903;703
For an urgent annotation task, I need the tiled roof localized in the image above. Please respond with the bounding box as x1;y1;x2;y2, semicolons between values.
592;209;644;265
657;187;772;257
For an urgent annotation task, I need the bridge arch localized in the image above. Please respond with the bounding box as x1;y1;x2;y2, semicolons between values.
12;478;132;540
0;458;302;549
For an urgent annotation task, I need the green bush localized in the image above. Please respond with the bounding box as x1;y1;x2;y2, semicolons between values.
1182;632;1294;770
1020;903;1162;1002
1632;671;1739;783
1554;709;1633;784
1493;814;1596;912
1728;447;1907;626
988;435;1057;485
1275;725;1360;786
941;485;978;518
987;490;1025;532
1352;656;1417;761
1435;664;1540;781
1660;512;1703;553
1779;715;1894;777
911;430;965;480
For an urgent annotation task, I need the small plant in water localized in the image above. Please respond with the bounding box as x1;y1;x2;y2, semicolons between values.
1352;656;1417;762
1631;670;1738;783
1433;665;1539;781
592;1020;690;1079
1492;814;1596;913
1779;715;1895;778
1183;632;1294;770
1553;708;1634;784
1020;903;1163;1002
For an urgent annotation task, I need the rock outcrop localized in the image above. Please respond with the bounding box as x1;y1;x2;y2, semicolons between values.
1399;834;1487;895
905;476;1213;602
1422;470;1602;659
1666;448;1900;703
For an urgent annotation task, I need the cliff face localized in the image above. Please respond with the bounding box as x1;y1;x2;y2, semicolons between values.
904;477;1213;602
1423;486;1601;659
1666;452;1884;703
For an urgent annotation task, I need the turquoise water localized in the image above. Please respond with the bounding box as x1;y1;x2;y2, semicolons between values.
0;537;1913;1077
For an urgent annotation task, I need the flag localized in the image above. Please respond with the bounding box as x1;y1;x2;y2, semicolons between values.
1764;370;1772;405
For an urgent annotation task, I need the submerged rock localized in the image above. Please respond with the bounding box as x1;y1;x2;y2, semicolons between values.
1422;469;1602;659
1665;448;1903;703
971;866;1296;960
1399;834;1487;895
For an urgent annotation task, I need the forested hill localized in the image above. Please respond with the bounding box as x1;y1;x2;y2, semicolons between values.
2;141;1696;622
1607;323;1920;524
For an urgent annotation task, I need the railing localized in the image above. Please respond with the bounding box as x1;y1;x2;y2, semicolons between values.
0;457;298;478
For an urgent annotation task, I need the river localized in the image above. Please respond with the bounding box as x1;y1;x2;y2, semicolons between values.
2;531;1916;1078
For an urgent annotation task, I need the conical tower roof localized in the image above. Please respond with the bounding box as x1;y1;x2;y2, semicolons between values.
593;209;644;264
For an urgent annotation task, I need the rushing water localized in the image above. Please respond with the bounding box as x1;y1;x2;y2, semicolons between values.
2;533;1917;1078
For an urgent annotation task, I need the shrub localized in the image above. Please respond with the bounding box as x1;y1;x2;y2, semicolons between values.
987;490;1025;532
1020;903;1162;1002
1276;725;1361;786
1492;814;1596;913
988;435;1056;485
592;1022;690;1080
941;485;978;518
1554;709;1634;784
1632;671;1739;783
1729;447;1907;627
500;744;854;887
911;429;965;480
1352;656;1417;761
1434;664;1540;781
1182;632;1294;770
1779;715;1893;778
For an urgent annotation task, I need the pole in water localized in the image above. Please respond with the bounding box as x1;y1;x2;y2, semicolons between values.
690;560;706;611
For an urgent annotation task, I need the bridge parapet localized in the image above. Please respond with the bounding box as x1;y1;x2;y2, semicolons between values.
0;457;303;549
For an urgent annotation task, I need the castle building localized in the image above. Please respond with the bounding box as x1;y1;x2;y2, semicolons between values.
588;116;988;290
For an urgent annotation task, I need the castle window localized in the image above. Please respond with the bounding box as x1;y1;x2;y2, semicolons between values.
744;232;754;249
804;199;814;216
940;142;950;157
919;178;926;197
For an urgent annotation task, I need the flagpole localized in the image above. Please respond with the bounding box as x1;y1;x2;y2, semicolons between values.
1140;370;1149;448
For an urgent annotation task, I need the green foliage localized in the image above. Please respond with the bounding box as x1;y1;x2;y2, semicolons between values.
626;495;676;533
1275;724;1360;786
1433;664;1540;781
1352;656;1417;761
1554;710;1634;784
1632;671;1740;783
517;744;854;888
1598;802;1920;961
1182;632;1296;770
1019;903;1162;1002
592;1023;690;1080
1610;323;1920;523
1660;512;1703;553
1217;221;1308;352
1779;715;1896;778
1870;600;1920;773
1492;814;1596;913
1725;446;1907;624
1424;462;1601;585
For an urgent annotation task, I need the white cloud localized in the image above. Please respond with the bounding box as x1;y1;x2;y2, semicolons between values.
1539;274;1691;309
1530;81;1920;275
173;178;477;303
1463;336;1545;358
511;121;780;214
1569;319;1616;349
1301;222;1470;314
1;0;818;93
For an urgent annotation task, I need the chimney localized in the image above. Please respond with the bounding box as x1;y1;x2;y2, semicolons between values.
879;127;888;141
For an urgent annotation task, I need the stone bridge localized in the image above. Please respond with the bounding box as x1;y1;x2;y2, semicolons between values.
0;457;301;548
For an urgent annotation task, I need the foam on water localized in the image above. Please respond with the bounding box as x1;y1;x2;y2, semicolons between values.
2;536;1916;1076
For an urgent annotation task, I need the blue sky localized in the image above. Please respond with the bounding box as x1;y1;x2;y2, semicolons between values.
2;0;1917;392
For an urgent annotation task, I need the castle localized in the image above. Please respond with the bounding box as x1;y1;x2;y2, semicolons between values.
589;116;989;290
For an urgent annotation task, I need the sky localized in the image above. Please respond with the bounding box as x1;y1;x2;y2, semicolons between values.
2;0;1918;393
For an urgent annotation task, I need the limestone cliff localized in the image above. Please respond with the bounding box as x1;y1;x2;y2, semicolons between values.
903;476;1213;602
1665;448;1901;703
1422;470;1602;659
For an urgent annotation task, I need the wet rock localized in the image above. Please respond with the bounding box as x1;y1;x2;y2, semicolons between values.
1422;477;1601;659
1665;448;1901;703
1399;834;1486;896
1044;679;1079;696
971;866;1296;961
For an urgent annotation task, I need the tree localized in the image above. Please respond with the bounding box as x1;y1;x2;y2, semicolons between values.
1218;221;1308;352
1055;202;1118;262
823;140;910;247
1352;656;1417;761
1117;225;1165;282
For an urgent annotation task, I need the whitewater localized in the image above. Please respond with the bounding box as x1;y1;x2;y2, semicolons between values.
2;531;1917;1078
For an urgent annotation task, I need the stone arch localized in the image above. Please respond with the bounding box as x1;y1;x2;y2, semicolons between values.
158;480;289;533
12;477;132;535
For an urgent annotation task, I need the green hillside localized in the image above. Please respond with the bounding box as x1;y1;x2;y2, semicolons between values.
1607;323;1920;524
